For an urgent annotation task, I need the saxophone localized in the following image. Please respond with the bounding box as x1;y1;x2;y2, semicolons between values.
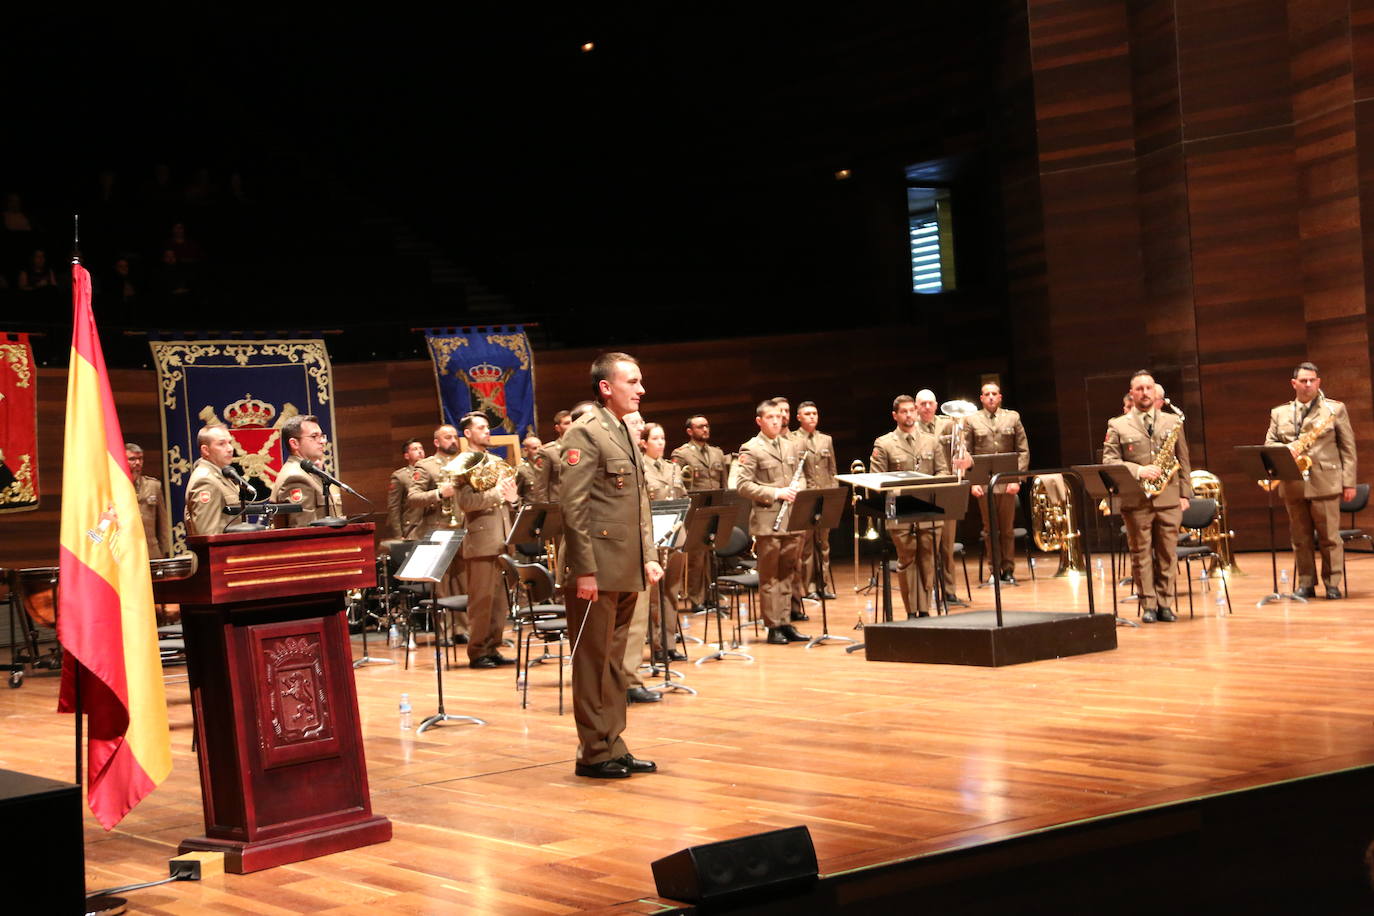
1139;401;1184;498
1257;406;1335;491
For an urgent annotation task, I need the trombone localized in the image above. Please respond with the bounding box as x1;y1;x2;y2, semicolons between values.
850;459;878;593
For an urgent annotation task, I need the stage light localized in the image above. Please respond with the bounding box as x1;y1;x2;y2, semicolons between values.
834;169;852;180
581;41;595;52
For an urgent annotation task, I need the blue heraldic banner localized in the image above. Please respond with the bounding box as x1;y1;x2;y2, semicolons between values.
425;327;537;447
149;339;338;554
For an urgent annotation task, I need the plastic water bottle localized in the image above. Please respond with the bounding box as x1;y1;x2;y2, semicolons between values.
388;623;400;648
1094;557;1104;582
399;693;412;730
1279;568;1290;589
865;597;875;622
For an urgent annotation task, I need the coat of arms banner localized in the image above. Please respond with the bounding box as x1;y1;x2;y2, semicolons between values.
149;338;338;554
0;332;39;513
424;327;537;446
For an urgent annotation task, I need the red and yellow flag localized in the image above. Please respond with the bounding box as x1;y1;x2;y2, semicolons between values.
57;263;171;829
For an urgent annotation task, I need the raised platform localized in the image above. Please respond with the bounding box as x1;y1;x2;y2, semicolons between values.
862;609;1118;666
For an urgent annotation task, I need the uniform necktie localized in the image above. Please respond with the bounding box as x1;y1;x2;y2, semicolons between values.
1144;413;1154;439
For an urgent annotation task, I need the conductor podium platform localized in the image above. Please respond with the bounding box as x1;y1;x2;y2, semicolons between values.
863;610;1117;667
155;524;392;873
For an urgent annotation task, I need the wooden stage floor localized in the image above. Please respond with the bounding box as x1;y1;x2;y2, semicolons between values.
6;551;1374;913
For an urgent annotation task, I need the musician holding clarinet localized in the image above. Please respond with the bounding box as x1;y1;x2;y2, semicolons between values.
736;399;810;645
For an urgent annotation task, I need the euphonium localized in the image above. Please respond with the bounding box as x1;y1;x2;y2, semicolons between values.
939;399;978;481
1030;474;1085;577
1189;469;1242;577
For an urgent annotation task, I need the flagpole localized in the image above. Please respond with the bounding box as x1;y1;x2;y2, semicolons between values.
70;214;84;792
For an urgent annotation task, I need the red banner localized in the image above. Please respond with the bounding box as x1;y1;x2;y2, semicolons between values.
0;332;38;513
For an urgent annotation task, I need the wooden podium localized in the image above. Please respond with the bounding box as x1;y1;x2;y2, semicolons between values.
155;524;392;873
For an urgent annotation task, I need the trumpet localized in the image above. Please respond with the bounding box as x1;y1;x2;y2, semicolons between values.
940;399;978;480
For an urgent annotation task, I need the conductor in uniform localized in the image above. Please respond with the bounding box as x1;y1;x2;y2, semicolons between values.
1103;370;1192;622
1264;361;1357;599
561;352;663;778
184;425;242;536
870;395;952;617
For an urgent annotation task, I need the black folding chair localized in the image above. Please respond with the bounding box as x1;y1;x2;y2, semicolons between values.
1175;497;1231;618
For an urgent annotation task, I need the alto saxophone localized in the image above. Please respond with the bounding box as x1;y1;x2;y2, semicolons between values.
1258;406;1335;491
1139;401;1184;498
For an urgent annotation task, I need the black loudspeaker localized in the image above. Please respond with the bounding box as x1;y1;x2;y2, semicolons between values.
0;769;85;915
651;825;818;906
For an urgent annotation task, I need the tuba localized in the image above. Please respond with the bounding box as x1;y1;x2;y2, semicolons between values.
1030;474;1086;577
939;399;978;480
1189;469;1243;577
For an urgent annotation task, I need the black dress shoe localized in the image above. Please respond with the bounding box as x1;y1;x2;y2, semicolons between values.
667;649;688;662
790;609;810;621
766;628;789;645
821;590;837;600
1293;585;1317;599
616;753;657;773
575;760;631;779
1156;607;1178;622
780;625;810;642
1141;609;1157;623
999;572;1017;586
471;654;516;669
1327;587;1343;600
452;634;469;644
627;686;662;703
945;596;969;608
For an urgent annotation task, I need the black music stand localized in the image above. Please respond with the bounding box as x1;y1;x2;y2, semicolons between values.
781;487;850;648
396;533;485;733
682;503;748;665
507;502;563;551
969;452;1023;586
1235;445;1307;606
1074;463;1146;627
354;540;402;669
648;499;695;694
684;488;740;645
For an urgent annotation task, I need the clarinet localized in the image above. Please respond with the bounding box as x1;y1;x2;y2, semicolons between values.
772;450;811;532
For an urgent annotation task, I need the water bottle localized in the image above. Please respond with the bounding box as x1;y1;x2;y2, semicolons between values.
1094;557;1104;582
388;623;400;648
399;693;412;730
1279;568;1290;589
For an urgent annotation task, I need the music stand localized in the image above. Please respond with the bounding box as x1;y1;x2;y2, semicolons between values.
507;502;563;549
968;452;1023;586
1073;464;1146;627
782;487;851;648
1235;445;1307;606
682;503;748;664
396;532;485;733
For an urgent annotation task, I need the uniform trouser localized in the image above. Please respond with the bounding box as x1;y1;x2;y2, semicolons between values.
685;540;710;606
1285;494;1344;589
621;589;651;688
889;523;936;615
796;528;833;596
435;555;469;636
1121;500;1182;611
756;533;803;628
568;589;636;765
464;555;509;662
939;515;958;591
977;491;1018;575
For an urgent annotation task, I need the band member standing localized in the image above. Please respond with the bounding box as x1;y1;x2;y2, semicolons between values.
1103;371;1192;622
619;412;661;704
737;400;809;644
671;414;729;612
406;424;469;639
562;353;663;778
126;442;171;558
516;435;542;504
270;415;341;526
965;382;1030;584
789;401;837;602
1264;361;1357;599
870;395;952;617
531;410;573;504
184;425;241;536
914;390;971;607
388;437;426;539
456;412;520;667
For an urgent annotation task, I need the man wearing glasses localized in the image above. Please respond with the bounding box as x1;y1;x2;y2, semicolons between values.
271;414;341;526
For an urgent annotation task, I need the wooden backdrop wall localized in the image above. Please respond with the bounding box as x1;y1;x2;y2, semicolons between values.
1009;0;1374;549
0;329;988;571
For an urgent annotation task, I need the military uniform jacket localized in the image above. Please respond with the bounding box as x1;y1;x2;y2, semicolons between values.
561;406;655;593
918;416;958;462
643;455;687;501
136;475;171;558
1103;409;1194;508
516;460;539;503
1264;395;1357;499
789;429;838;488
964;408;1030;471
387;465;424;538
406;454;462;540
870;428;952;477
670;441;729;491
457;455;513;558
184;458;241;536
271;456;342;527
530;440;565;504
736;433;802;536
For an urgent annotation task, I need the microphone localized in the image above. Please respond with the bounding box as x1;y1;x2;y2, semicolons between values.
222;465;255;499
299;459;366;499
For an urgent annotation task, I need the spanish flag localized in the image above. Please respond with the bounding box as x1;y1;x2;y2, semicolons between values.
57;263;171;829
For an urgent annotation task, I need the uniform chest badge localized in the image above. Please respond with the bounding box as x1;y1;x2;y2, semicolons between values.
616;476;624;489
289;488;304;503
197;491;211;504
413;469;424;483
565;449;581;466
535;456;544;469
